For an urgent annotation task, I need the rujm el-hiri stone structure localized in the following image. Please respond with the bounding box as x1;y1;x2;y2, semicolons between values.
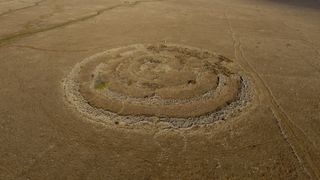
64;44;253;128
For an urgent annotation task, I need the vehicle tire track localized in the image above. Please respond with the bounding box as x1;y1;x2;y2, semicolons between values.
224;12;319;179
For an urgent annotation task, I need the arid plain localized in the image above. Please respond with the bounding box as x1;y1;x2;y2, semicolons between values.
0;0;319;179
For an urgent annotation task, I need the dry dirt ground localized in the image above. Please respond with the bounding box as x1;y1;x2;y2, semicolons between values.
0;0;320;179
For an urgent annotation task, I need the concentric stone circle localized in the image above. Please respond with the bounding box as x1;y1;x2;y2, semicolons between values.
63;44;253;128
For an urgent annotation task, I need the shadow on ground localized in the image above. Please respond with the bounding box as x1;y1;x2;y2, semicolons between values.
262;0;320;9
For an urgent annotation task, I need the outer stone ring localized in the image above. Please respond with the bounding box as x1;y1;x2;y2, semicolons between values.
63;44;253;128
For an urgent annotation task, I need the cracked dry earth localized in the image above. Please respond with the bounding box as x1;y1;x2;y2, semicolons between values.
0;0;319;179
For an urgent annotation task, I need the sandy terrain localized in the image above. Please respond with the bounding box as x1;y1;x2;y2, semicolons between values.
0;0;319;179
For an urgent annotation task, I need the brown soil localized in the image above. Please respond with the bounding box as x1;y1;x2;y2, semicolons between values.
0;0;319;179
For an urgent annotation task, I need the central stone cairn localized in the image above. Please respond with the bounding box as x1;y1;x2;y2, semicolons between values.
64;44;252;128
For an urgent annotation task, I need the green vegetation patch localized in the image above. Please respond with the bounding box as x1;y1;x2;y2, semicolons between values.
94;81;107;89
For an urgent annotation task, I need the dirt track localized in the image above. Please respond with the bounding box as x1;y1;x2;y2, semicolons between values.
0;0;319;179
